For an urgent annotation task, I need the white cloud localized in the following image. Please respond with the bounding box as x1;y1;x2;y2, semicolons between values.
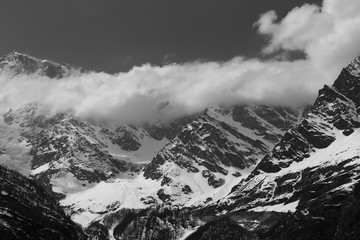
323;0;360;19
1;0;360;123
256;5;334;54
256;0;360;78
0;59;319;123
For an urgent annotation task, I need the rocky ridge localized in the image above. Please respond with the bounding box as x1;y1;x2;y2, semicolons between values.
59;104;301;227
0;51;71;78
0;164;86;240
187;56;360;240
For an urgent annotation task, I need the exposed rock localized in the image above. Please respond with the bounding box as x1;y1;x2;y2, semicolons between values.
0;165;86;240
0;51;71;78
186;217;258;240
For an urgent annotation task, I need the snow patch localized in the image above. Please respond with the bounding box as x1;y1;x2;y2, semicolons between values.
248;200;299;213
31;162;50;175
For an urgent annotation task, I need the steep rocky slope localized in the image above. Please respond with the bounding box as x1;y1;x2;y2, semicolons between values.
1;103;170;198
255;181;360;240
87;207;200;240
201;57;360;239
0;164;86;240
60;105;301;228
142;105;299;204
0;101;301;237
186;217;258;240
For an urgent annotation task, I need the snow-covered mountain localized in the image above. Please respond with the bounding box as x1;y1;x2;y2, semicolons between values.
1;103;170;198
192;56;360;239
1;102;301;224
0;51;71;78
4;51;360;240
57;105;302;226
0;52;303;226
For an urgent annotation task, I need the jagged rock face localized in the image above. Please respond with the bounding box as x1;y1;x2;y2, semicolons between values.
59;105;300;228
111;126;142;151
186;217;258;240
233;105;298;141
143;106;300;202
87;208;199;240
0;165;86;240
253;83;360;175
0;51;71;78
1;104;159;198
256;181;360;240
219;57;360;234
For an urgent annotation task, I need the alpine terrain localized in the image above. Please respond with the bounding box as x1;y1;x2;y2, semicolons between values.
1;51;360;240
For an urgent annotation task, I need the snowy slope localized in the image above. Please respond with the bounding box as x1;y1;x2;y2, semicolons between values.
227;128;360;212
2;104;171;197
60;105;301;227
219;56;360;219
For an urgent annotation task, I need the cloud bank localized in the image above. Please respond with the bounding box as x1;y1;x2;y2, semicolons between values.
256;0;360;81
1;0;360;123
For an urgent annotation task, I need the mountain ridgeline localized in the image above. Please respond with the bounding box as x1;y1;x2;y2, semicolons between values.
0;52;360;239
0;51;71;78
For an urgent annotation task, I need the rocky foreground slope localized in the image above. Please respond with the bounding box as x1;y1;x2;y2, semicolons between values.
0;164;86;240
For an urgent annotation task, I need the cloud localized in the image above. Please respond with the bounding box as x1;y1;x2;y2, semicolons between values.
0;59;319;123
0;0;360;124
256;0;360;77
323;0;360;19
256;5;334;54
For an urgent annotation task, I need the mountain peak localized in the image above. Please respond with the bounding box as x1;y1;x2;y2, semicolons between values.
5;50;33;58
1;50;38;64
0;51;71;78
331;57;360;108
346;56;360;77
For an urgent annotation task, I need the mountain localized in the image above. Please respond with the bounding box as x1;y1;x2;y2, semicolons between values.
5;51;360;240
0;164;86;240
59;105;302;227
195;56;360;239
1;103;169;199
0;51;304;231
0;51;71;78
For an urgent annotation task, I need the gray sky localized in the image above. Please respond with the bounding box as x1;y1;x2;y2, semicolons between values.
0;0;321;73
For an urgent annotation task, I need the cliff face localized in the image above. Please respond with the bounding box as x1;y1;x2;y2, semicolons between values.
196;57;360;240
0;165;86;240
59;105;301;228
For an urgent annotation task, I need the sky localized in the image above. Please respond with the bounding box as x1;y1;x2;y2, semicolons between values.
0;0;321;73
1;0;360;123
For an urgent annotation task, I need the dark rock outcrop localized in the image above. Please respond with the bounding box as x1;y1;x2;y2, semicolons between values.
186;217;258;240
0;165;86;240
